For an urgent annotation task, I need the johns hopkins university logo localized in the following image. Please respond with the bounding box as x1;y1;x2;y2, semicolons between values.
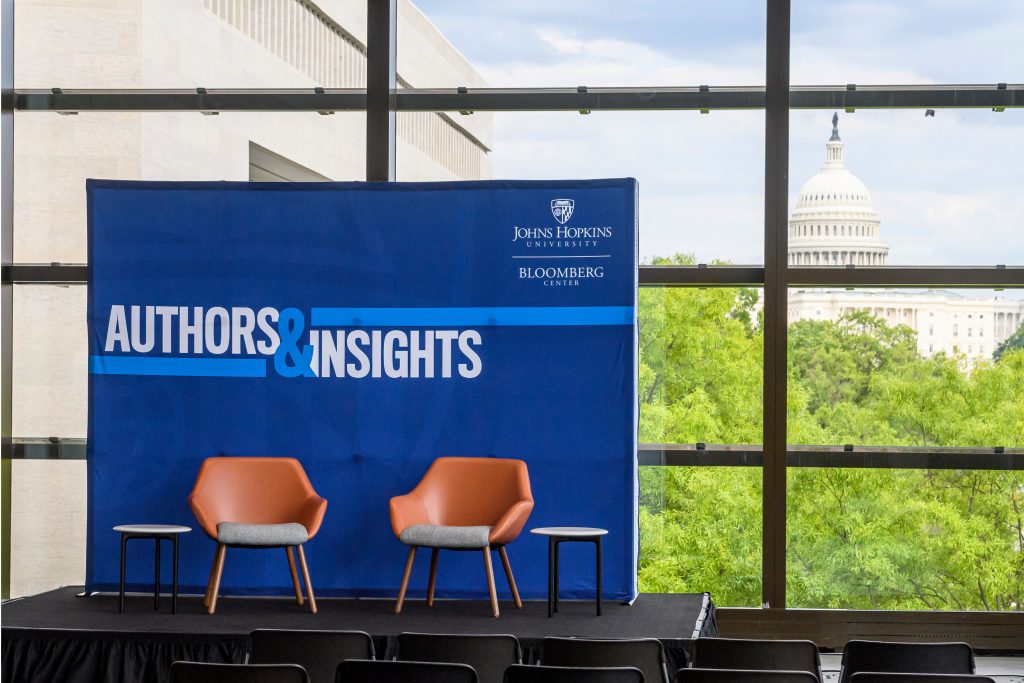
551;199;575;224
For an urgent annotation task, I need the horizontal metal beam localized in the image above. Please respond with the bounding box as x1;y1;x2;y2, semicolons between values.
2;263;87;284
640;444;764;467
7;437;85;459
13;84;1022;113
789;266;1024;288
8;263;1022;291
16;89;367;113
639;444;1024;471
10;262;767;287
640;266;764;287
8;439;1022;469
399;87;766;111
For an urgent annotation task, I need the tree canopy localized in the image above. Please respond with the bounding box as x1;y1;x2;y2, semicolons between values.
638;255;1024;611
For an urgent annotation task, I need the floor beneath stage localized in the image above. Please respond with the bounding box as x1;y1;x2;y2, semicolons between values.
2;586;715;641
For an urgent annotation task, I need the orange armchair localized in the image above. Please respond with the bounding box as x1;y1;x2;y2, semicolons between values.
389;457;534;617
188;456;327;614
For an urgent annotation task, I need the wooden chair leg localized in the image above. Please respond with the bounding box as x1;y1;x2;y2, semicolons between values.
286;546;304;606
498;546;523;609
395;546;416;614
203;547;218;607
483;548;499;618
426;548;440;607
295;544;317;615
208;543;227;615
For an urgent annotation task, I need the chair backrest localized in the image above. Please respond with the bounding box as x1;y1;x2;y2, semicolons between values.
504;664;645;683
188;457;323;538
840;641;975;683
397;633;521;683
170;662;309;683
415;457;533;527
692;638;821;681
336;660;478;683
542;637;668;683
249;630;375;683
850;674;996;683
675;670;819;683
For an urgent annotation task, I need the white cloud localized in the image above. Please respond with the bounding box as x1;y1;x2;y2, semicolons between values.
415;1;1024;267
491;110;765;263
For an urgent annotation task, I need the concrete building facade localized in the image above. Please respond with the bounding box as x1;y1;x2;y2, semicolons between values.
9;0;492;598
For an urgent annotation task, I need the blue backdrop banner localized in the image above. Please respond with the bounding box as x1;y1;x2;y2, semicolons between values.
86;179;639;601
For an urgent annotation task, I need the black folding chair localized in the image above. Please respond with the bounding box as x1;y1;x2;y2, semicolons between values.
692;638;822;681
840;642;975;683
397;633;521;683
249;629;375;683
336;659;478;683
851;675;995;683
170;662;309;683
541;637;669;683
505;664;645;683
675;669;820;683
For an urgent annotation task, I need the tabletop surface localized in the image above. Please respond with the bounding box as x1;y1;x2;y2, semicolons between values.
530;526;608;537
113;524;192;534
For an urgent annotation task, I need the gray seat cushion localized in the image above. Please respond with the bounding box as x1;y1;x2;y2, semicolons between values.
217;522;308;546
399;524;492;549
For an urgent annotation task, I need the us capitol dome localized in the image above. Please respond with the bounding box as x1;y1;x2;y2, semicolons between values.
786;114;1024;363
789;113;889;266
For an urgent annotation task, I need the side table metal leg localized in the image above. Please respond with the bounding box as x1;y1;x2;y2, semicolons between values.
119;534;127;614
547;537;554;618
172;535;180;615
154;537;161;610
553;539;560;613
596;536;602;616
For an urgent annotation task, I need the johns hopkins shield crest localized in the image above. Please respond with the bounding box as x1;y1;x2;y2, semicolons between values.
551;199;575;224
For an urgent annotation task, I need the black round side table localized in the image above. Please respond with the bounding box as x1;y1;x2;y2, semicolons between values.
530;526;608;617
114;524;191;614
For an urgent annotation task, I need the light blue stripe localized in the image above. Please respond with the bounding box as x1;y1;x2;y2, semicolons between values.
90;356;267;377
310;306;634;327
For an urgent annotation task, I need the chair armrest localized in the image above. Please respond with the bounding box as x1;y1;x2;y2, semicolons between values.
389;492;430;538
187;493;219;540
297;495;328;540
489;499;535;546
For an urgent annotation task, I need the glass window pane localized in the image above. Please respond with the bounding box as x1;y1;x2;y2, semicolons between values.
641;465;761;606
641;286;763;444
15;0;367;88
789;109;1024;266
639;285;762;604
12;284;88;439
788;467;1024;610
399;111;766;263
401;1;766;88
792;2;1023;85
787;287;1024;448
13;112;365;263
395;111;493;181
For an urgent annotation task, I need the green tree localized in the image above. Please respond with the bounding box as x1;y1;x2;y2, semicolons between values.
994;321;1024;361
638;276;1024;611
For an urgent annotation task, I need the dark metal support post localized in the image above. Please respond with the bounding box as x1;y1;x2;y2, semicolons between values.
762;0;791;610
2;0;14;462
366;0;397;181
154;539;161;610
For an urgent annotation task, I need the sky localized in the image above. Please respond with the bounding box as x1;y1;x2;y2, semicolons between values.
407;0;1024;270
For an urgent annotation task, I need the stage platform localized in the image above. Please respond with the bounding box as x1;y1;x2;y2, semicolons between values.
2;587;717;683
